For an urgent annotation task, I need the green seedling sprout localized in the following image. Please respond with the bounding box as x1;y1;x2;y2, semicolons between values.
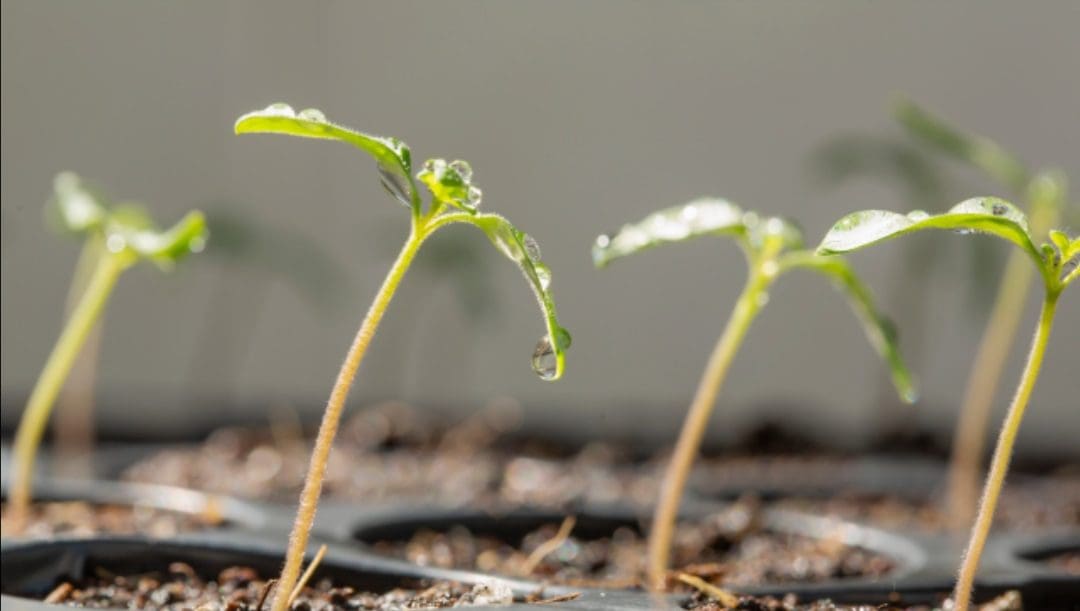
592;199;915;591
893;99;1066;531
234;103;570;611
9;173;208;530
817;198;1078;611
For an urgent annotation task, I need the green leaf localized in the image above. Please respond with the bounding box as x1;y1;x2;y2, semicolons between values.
1049;230;1070;255
894;98;1029;193
464;213;570;380
49;172;107;233
781;253;917;403
417;159;482;212
817;197;1041;263
234;104;417;210
106;209;208;269
592;198;747;267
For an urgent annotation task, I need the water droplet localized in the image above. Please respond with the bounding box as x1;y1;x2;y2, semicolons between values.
755;292;770;308
264;103;296;117
449;160;473;183
534;262;552;290
189;236;207;254
954;228;977;236
378;165;411;207
595;234;611;249
531;335;558;380
465;185;482;208
523;234;541;260
298;108;326;122
106;234;127;253
991;203;1008;216
761;260;779;277
907;210;930;222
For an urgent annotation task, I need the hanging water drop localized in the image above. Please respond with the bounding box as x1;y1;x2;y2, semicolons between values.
378;165;411;207
534;263;552;290
298;108;326;122
523;234;541;260
531;335;558;380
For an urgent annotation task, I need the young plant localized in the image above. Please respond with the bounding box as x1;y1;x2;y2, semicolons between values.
592;199;915;591
9;173;208;529
893;99;1066;530
234;103;570;611
818;198;1078;611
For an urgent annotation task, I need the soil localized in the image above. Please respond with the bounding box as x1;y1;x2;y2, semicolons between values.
366;498;893;590
682;590;1022;610
122;405;1079;533
0;500;223;538
26;561;523;610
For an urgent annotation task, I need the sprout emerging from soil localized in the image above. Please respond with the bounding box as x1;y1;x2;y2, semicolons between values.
893;99;1068;531
9;173;207;529
593;199;914;591
235;103;570;611
818;198;1078;611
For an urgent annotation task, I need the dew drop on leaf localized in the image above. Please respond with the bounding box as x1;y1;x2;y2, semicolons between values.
378;165;411;207
523;234;541;261
465;185;483;209
595;234;611;249
531;335;558;380
906;210;930;222
106;234;127;253
264;103;296;117
534;262;552;290
298;108;327;123
449;160;473;183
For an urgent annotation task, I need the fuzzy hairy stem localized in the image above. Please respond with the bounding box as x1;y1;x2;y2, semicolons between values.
271;230;424;611
645;254;776;590
9;251;128;528
952;292;1058;611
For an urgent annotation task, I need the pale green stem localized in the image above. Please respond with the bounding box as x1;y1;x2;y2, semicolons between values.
9;250;129;527
646;250;778;591
271;229;426;611
945;249;1032;530
952;292;1058;611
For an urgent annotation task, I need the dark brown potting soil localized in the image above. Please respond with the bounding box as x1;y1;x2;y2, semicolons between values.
682;589;1022;610
121;405;1079;533
0;500;222;538
30;561;521;610
369;499;893;590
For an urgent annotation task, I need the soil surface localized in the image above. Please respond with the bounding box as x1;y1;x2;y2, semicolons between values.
27;561;525;610
368;498;893;590
0;500;222;538
682;590;1022;610
120;404;1079;531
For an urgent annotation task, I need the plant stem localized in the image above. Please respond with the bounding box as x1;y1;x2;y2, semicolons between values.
9;251;129;528
271;230;425;611
952;292;1058;611
945;249;1032;530
646;257;776;591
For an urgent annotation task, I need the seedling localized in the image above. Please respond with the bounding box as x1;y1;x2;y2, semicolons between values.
818;198;1078;611
592;199;915;590
8;173;207;529
893;99;1066;530
234;103;570;611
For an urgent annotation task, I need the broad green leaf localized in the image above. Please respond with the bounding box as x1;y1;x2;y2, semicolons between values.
234;104;417;209
50;172;107;233
817;197;1040;263
465;213;570;380
592;198;747;267
417;159;482;213
781;253;917;403
106;210;208;269
894;98;1029;193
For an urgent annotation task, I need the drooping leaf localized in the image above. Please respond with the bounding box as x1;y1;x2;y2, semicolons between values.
894;98;1029;193
234;104;417;210
817;197;1040;263
417;159;482;213
592;198;747;267
781;253;917;403
49;172;107;233
463;213;570;380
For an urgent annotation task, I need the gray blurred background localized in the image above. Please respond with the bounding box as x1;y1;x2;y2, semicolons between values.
2;1;1077;457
